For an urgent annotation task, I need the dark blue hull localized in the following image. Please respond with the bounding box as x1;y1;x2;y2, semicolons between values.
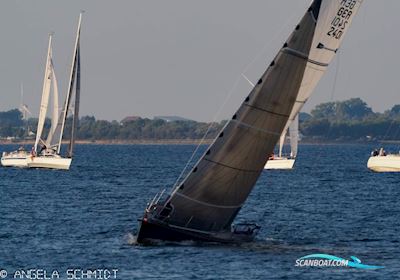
136;218;258;244
137;219;219;244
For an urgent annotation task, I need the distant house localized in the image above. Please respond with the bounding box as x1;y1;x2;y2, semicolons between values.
120;116;141;125
154;116;192;122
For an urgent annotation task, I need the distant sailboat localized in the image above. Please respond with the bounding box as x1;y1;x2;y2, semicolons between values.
136;0;363;244
1;148;30;168
27;13;82;170
1;84;32;167
264;114;299;170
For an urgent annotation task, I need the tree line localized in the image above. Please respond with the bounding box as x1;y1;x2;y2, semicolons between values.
1;98;400;142
300;98;400;141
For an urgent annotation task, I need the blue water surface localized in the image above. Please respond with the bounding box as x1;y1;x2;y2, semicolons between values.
0;143;399;279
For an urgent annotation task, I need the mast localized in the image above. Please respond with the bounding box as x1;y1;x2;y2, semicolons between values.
57;12;82;155
34;34;53;153
68;43;80;157
153;0;363;234
289;114;299;158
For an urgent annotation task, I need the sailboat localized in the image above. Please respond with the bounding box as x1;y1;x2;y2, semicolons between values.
1;85;32;167
27;13;82;170
264;114;299;169
1;148;31;168
136;0;362;244
367;148;400;172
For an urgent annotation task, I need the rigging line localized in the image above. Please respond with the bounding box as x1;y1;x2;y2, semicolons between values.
175;192;243;209
170;7;304;192
242;8;303;76
323;51;341;141
382;119;395;141
383;116;400;143
309;51;342;169
391;123;400;142
171;77;242;190
330;51;340;101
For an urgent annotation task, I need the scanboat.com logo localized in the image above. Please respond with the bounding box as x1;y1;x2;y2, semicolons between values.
295;254;384;270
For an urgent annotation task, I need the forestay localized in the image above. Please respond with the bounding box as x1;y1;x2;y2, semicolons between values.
161;0;362;233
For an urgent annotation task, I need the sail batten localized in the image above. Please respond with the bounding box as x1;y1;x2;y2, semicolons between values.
204;158;262;173
232;119;282;137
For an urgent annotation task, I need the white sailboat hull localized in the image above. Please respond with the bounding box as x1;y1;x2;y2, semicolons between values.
27;156;72;170
367;155;400;172
1;152;30;168
264;157;295;170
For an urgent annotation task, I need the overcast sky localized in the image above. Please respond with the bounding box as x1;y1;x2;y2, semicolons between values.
0;0;399;122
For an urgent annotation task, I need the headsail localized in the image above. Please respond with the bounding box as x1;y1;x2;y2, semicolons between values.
45;58;60;148
34;34;54;153
278;129;287;158
154;0;363;233
282;0;362;138
278;113;299;158
56;12;82;156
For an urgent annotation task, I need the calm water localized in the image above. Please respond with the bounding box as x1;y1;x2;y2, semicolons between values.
0;143;399;279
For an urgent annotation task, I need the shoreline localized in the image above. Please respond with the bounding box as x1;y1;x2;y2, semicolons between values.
0;139;214;145
0;139;396;146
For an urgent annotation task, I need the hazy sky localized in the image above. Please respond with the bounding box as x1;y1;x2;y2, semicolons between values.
0;0;399;122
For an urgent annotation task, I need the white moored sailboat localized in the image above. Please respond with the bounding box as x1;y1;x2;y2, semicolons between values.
367;147;400;172
136;0;363;244
27;13;82;170
1;148;30;168
1;86;33;168
264;115;299;169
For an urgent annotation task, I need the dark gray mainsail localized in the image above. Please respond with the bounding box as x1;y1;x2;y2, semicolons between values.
55;12;82;157
138;0;363;241
67;43;81;158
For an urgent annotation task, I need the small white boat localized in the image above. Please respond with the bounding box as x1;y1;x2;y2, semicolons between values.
264;115;298;170
1;149;30;168
367;148;400;172
1;86;32;168
264;156;295;170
